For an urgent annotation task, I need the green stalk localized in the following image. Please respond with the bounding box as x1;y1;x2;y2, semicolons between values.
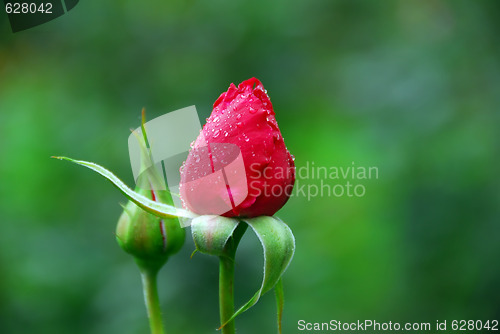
140;267;165;334
219;254;236;334
218;223;248;334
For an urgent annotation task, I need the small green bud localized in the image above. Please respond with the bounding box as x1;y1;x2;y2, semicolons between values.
116;114;185;271
116;175;185;271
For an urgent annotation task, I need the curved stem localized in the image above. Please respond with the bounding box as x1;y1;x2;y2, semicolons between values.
140;267;165;334
219;223;248;334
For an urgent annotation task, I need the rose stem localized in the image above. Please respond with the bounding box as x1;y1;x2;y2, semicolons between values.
140;266;166;334
219;223;248;334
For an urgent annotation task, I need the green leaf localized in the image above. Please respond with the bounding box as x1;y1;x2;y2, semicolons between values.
52;156;197;220
191;215;240;257
224;216;295;327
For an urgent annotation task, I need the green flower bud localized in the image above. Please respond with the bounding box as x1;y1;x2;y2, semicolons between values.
116;175;185;271
116;119;185;271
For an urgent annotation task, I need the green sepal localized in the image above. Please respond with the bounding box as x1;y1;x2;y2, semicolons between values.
52;156;197;220
192;215;295;330
191;215;240;257
221;216;295;328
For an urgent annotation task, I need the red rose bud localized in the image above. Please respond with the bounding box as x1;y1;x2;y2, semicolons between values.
180;78;295;218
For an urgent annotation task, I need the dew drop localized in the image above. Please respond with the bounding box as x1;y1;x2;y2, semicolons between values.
213;129;220;138
249;107;256;114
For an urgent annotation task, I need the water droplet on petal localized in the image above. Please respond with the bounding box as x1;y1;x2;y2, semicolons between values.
213;129;220;138
239;134;250;142
249;107;256;114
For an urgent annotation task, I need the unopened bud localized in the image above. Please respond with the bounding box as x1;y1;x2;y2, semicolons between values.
117;119;185;271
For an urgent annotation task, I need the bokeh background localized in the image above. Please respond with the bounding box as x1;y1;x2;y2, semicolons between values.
1;1;499;333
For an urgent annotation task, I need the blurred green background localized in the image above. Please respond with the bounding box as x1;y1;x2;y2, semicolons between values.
1;1;499;333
